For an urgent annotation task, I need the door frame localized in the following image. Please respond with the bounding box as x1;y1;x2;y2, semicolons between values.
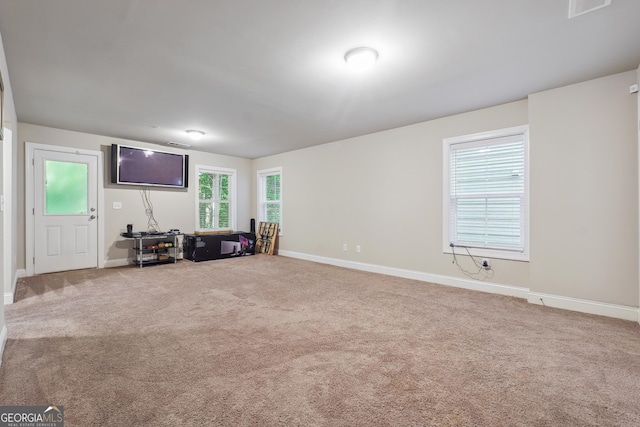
3;128;13;303
25;142;105;276
637;64;640;326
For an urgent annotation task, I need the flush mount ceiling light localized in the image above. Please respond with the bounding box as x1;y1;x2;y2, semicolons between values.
569;0;611;18
185;130;205;141
344;47;379;71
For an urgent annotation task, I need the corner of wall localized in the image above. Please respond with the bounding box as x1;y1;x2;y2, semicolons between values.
0;324;7;367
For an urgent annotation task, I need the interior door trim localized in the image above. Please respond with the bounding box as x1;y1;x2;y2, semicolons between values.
25;142;105;276
3;128;13;304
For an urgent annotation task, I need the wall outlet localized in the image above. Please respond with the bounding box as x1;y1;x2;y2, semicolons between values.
342;243;348;252
356;245;361;253
113;201;122;209
482;259;491;269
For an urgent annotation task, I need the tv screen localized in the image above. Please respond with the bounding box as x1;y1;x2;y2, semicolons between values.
111;144;189;188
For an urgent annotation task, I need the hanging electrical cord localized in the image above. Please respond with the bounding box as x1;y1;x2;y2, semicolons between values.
140;187;160;233
451;244;495;280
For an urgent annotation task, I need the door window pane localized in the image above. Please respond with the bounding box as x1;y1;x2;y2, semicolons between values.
45;160;88;214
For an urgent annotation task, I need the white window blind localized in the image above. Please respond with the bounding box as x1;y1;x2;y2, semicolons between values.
257;167;282;232
445;127;528;258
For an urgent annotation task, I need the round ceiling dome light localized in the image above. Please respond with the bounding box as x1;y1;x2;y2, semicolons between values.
344;47;379;71
186;130;205;141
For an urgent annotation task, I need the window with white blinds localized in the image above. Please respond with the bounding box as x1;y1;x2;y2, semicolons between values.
443;125;529;261
257;167;282;233
196;165;237;232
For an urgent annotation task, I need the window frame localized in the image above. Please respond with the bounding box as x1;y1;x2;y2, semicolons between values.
195;165;237;232
257;167;283;234
442;125;530;261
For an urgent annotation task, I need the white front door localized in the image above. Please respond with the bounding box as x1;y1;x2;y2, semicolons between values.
33;148;99;274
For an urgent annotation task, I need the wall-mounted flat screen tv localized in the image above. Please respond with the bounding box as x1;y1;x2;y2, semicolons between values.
111;144;189;188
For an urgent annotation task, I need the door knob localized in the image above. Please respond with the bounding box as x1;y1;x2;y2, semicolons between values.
90;215;96;220
90;207;96;212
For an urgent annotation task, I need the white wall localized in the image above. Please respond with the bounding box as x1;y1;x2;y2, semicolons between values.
0;28;19;359
17;124;253;267
254;100;532;287
529;71;638;305
254;71;639;312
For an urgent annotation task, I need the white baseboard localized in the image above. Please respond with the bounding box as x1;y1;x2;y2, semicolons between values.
528;292;638;322
4;269;26;305
0;325;7;367
279;250;638;322
104;258;130;268
279;250;529;299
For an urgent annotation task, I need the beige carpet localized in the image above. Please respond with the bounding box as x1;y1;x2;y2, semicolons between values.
1;255;639;426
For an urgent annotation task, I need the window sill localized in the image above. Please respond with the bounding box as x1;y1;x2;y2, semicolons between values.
194;229;234;235
443;246;529;262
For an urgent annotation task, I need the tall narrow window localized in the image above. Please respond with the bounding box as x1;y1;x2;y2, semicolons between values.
257;167;282;232
443;125;529;261
196;166;237;231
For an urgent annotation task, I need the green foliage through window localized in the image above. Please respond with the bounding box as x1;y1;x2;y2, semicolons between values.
265;174;280;201
265;204;280;223
199;171;232;229
258;169;282;228
45;160;88;215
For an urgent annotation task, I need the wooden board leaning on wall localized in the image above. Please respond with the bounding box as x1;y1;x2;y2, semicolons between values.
256;222;278;255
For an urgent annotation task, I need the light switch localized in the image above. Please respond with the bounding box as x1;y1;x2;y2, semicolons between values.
113;201;122;209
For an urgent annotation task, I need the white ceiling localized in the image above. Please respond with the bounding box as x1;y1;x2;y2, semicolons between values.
1;0;639;159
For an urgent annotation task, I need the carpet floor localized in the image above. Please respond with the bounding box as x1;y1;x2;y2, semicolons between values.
1;255;639;426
